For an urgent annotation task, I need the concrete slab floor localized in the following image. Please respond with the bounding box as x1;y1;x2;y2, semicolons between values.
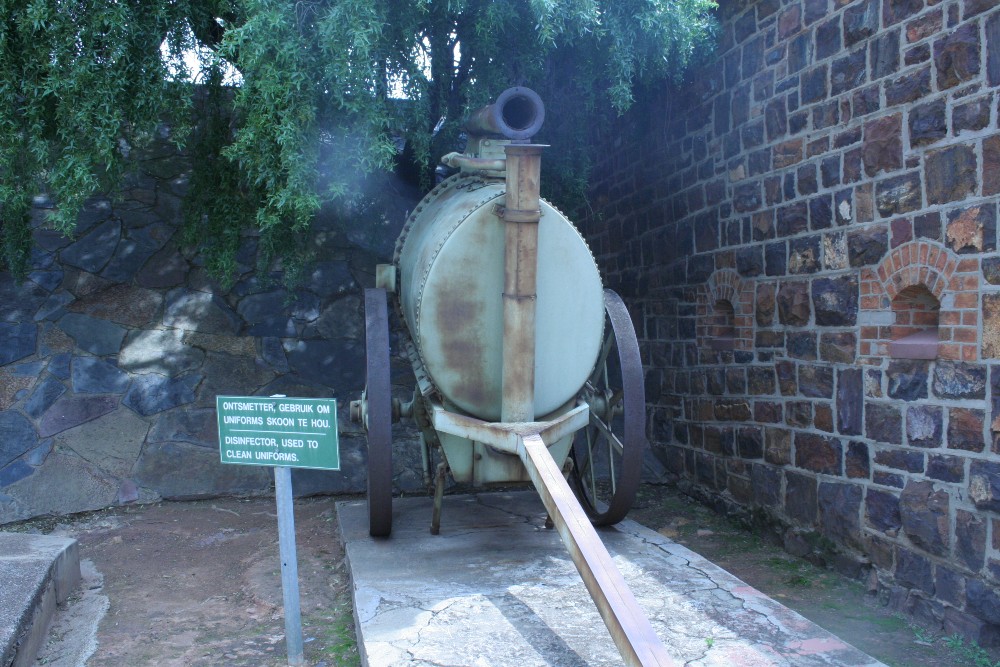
338;491;885;667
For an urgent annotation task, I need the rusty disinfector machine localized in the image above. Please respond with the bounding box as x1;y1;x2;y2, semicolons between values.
351;88;674;665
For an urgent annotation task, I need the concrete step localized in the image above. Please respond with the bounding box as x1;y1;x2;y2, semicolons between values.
0;533;81;667
338;491;885;667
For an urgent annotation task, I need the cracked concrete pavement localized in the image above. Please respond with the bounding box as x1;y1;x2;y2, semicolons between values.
338;491;885;667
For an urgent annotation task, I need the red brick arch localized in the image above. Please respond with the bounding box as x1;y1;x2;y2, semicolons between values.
697;269;755;353
859;240;979;361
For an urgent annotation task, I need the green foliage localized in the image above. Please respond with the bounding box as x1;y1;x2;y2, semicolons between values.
1;0;718;282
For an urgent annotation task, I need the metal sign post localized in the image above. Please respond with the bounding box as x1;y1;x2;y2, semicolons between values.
274;465;304;666
216;394;340;667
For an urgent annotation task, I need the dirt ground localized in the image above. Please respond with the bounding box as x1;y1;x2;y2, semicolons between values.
8;484;999;667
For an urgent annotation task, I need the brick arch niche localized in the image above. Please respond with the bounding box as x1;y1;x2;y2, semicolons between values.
697;269;754;355
859;240;978;362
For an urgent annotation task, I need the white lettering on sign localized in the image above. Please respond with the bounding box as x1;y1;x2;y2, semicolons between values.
254;451;299;462
279;403;314;413
310;419;329;428
221;401;276;412
317;404;331;414
224;415;264;425
266;417;296;427
224;436;278;446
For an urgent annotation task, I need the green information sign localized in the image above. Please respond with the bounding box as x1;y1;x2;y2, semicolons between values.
217;396;339;470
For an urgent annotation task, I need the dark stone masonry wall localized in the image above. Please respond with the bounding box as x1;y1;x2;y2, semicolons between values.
0;135;422;524
581;0;1000;645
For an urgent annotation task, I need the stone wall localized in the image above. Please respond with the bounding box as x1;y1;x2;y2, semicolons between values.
0;135;422;524
580;0;1000;644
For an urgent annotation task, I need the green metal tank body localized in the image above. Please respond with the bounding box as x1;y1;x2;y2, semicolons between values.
396;173;605;425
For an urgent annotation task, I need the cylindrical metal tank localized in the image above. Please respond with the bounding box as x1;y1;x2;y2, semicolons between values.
395;173;605;422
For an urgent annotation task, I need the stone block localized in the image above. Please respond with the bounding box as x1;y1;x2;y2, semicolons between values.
737;426;764;459
863;115;904;178
812;275;858;325
983;294;1000;358
899;480;950;556
123;373;201;416
934;23;981;90
818;482;863;550
788;331;817;360
883;0;924;25
906;405;942;447
983;136;1000;196
24;377;67;419
886;67;932;106
876;172;922;217
832;48;867;96
969;460;1000;512
787;401;812;427
799;365;834;398
776;360;797;395
935;565;965;607
886;359;929;400
785;471;818;525
846;441;870;478
71;356;130;394
755;283;775;326
147;408;219;448
751;463;782;506
845;0;879;45
895;548;935;594
38;395;118;438
836;368;863;436
747;366;776;394
0;322;37;366
867;402;903;444
946;204;995;254
765;428;792;466
927;454;964;482
0;411;37;469
926;144;977;205
908;99;947;148
789;236;820;273
866;488;901;532
795;433;842;474
54;407;148;478
59;219;120;274
848;228;888;266
955;509;986;571
948;407;985;452
966;579;1000;625
57;313;126;357
821;331;856;363
871;28;901;80
933;361;986;399
874;448;924;472
118;328;205;377
777;280;810;325
989;10;1000;86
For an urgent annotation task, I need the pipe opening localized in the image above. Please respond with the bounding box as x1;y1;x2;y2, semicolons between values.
501;94;538;132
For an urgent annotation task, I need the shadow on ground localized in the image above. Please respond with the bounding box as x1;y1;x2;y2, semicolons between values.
7;484;998;666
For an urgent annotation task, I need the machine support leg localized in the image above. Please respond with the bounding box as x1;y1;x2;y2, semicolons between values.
430;462;448;535
518;433;678;667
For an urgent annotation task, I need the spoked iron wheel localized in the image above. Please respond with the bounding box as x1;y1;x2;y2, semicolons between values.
363;288;393;537
569;289;646;526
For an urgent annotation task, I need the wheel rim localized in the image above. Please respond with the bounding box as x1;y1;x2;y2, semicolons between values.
569;289;646;526
364;288;393;537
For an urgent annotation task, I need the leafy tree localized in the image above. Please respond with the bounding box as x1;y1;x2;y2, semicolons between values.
0;0;717;283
